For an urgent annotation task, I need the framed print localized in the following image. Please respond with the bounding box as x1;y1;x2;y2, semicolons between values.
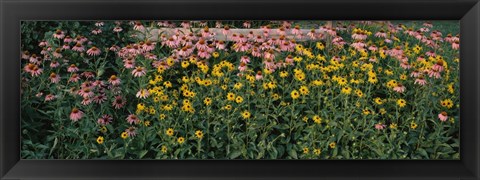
1;0;479;179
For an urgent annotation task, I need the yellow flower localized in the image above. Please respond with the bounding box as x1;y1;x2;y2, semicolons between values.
137;103;146;111
181;61;190;68
242;110;251;119
224;104;232;110
177;137;185;144
329;142;336;149
291;90;300;99
303;147;309;154
389;123;398;129
410;122;418;129
293;56;303;62
234;82;243;90
316;42;325;50
195;130;204;139
374;97;383;105
227;92;235;101
272;93;280;100
341;87;352;95
302;116;309;122
121;132;128;139
448;83;454;94
368;76;378;84
397;99;407;108
159;114;166;120
379;108;386;115
204;97;212;106
96;136;104;144
279;71;288;78
440;99;454;109
299;86;309;95
313;148;321;155
164;81;172;88
161;145;167;153
336;77;348;86
166;128;174;136
144;120;151;127
355;89;363;97
235;96;244;103
100;126;107;133
400;74;407;80
312;115;322;124
212;52;220;58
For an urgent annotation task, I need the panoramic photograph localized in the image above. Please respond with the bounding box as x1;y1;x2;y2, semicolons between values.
20;20;460;159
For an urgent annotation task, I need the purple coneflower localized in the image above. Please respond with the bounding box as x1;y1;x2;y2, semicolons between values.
70;108;83;122
97;114;113;125
86;46;101;56
126;114;140;125
112;96;126;109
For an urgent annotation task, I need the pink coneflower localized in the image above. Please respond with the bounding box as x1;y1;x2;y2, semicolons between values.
400;61;411;69
78;87;94;98
124;58;135;69
95;21;104;27
136;89;150;99
428;69;441;79
238;62;247;72
70;108;84;122
45;94;56;102
393;83;406;93
126;114;140;125
113;26;123;33
68;73;80;83
72;43;85;52
81;97;92;105
410;70;421;77
108;75;121;86
432;60;444;72
240;56;250;64
109;45;120;52
216;40;226;50
81;71;96;79
375;30;387;38
62;44;71;50
38;40;48;47
52;48;63;58
426;50;436;57
438;111;448;122
375;123;386;130
49;73;60;83
307;29;317;40
222;26;231;36
132;66;146;77
181;21;191;29
29;54;42;64
87;46;101;56
91;29;102;35
414;76;427;86
133;21;145;31
417;55;426;61
125;127;137;137
255;71;263;80
243;21;251;28
112;96;126;109
143;41;156;52
452;40;460;50
97;114;112;125
63;36;73;43
53;29;65;39
67;64;79;72
285;55;294;65
93;94;107;104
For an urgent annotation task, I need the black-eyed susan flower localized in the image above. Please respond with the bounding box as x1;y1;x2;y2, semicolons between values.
242;110;251;119
161;145;167;153
166;128;174;136
303;147;309;154
397;99;407;108
121;132;128;139
204;97;212;106
410;122;418;129
235;96;244;103
291;90;300;99
313;148;321;155
96;136;104;144
177;137;185;144
329;142;336;149
299;86;309;95
312;115;322;124
341;87;352;95
195;130;204;139
227;92;235;101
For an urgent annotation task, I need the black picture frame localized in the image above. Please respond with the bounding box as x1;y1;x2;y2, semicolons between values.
1;0;479;179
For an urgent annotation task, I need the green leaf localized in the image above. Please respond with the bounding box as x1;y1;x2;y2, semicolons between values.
229;149;242;159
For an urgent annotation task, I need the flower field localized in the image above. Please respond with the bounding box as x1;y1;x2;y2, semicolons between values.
21;21;460;159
